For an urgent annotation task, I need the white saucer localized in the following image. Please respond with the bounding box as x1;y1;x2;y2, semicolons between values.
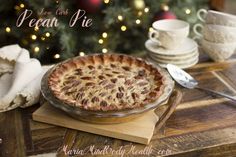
147;48;198;60
148;51;199;65
146;55;199;69
145;38;198;56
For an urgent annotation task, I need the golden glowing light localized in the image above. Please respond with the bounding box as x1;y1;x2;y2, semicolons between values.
121;25;127;31
20;3;25;8
98;39;104;44
185;9;191;14
45;32;50;37
136;19;141;24
31;34;37;40
134;0;145;10
149;27;154;32
102;32;108;38
104;0;109;4
34;26;39;31
117;15;123;21
54;54;60;59
144;7;149;13
5;27;11;33
79;52;85;56
41;37;45;41
102;48;108;53
34;46;40;53
163;5;169;11
138;11;143;16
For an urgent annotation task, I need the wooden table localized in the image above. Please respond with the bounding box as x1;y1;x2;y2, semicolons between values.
1;53;236;157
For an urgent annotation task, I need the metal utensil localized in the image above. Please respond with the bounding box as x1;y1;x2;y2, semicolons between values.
167;64;236;102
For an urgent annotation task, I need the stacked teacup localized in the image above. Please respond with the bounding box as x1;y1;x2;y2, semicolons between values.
194;9;236;62
145;19;199;69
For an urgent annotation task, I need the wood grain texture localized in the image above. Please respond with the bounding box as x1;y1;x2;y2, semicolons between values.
33;103;159;145
1;55;236;156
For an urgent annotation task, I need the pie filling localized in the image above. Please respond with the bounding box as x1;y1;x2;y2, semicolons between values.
48;54;165;111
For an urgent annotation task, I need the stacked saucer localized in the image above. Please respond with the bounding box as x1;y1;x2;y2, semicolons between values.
146;19;199;69
145;38;199;69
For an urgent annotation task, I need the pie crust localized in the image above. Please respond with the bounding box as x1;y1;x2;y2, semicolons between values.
48;54;172;111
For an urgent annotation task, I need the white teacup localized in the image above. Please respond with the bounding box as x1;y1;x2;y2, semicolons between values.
197;9;236;27
193;23;236;43
149;19;189;49
201;39;236;62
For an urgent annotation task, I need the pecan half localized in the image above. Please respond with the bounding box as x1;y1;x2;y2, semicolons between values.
110;78;117;83
91;96;99;103
80;76;92;80
81;99;89;105
110;64;116;68
98;75;105;80
116;92;124;98
149;92;156;97
138;81;148;86
106;73;113;77
88;65;94;70
132;93;139;100
117;75;125;78
85;82;95;86
138;70;146;76
112;71;120;74
78;87;86;92
76;92;85;99
122;66;130;71
105;83;115;89
61;86;71;91
99;80;107;85
98;65;102;69
99;92;106;97
124;79;134;85
100;100;108;107
71;80;81;86
75;69;83;75
118;86;125;92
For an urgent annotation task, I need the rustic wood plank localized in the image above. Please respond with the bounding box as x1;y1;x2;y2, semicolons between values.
217;63;236;91
20;104;66;156
14;109;27;157
152;125;236;156
186;59;236;73
57;129;78;157
160;100;236;138
0;109;26;157
179;71;236;103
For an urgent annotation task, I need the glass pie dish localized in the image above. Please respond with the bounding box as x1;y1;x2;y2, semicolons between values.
41;54;174;124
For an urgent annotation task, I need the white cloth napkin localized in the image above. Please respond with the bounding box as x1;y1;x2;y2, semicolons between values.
0;44;51;112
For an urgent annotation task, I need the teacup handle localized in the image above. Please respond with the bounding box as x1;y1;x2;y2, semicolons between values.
197;9;207;22
149;29;162;46
193;23;204;37
192;36;202;45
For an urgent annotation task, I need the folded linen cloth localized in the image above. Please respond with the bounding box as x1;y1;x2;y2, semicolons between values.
0;44;51;112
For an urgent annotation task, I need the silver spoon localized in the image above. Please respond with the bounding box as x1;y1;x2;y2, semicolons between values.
167;64;236;102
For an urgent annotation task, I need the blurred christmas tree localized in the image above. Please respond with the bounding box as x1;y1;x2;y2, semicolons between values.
0;0;209;64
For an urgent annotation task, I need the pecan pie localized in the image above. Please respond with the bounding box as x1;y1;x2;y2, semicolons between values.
48;54;170;111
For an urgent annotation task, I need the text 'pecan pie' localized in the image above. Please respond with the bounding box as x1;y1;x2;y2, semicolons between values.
48;54;173;111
